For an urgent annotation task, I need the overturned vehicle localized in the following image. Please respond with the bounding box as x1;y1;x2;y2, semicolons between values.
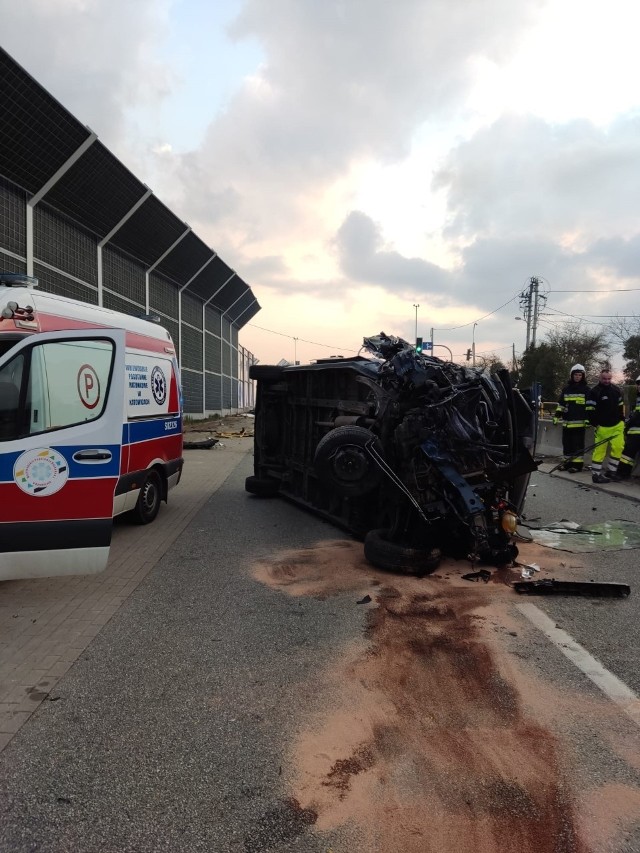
246;333;538;575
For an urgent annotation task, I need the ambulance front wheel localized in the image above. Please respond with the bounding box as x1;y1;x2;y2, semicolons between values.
132;470;163;525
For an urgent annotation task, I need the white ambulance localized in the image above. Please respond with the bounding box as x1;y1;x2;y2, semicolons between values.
0;273;183;581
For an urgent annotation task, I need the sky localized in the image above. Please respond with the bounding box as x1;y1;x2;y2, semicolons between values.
2;0;640;374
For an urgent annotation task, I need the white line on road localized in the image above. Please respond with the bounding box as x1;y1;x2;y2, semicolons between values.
517;602;640;728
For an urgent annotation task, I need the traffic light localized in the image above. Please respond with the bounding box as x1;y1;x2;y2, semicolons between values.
466;348;472;361
415;336;423;353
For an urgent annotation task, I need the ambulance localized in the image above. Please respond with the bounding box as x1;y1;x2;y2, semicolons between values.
0;273;183;581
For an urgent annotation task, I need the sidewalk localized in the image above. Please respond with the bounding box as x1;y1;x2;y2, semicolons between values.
0;438;254;752
537;455;640;503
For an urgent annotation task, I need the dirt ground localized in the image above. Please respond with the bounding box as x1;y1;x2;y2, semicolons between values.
252;540;640;853
183;413;255;441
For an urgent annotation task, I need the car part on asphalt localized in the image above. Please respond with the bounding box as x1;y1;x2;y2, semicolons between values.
513;578;631;597
461;570;492;583
247;332;538;575
183;437;219;449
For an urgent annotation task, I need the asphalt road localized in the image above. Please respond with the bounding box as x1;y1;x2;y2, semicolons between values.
1;456;640;852
0;453;371;853
522;469;640;696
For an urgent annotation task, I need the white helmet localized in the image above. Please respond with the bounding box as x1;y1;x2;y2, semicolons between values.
636;375;640;383
570;364;585;374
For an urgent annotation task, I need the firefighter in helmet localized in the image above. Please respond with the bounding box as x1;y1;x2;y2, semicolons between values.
616;376;640;480
554;364;589;472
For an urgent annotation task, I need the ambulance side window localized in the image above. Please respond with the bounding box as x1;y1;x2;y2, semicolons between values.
0;354;24;441
27;339;114;435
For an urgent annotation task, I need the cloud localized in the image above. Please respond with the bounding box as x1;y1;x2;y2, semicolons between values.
0;0;173;150
434;113;640;244
335;211;451;297
166;0;540;248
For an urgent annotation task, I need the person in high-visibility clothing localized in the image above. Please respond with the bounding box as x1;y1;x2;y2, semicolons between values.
554;364;589;472
586;368;625;483
616;376;640;481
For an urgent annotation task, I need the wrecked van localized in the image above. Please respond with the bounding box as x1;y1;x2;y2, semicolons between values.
246;333;537;574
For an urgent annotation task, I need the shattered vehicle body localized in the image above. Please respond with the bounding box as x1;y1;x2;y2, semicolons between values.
246;333;538;574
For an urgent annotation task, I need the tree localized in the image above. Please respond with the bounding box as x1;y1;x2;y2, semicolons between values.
622;334;640;381
518;322;610;401
607;315;640;350
476;353;507;373
543;322;610;384
518;342;562;401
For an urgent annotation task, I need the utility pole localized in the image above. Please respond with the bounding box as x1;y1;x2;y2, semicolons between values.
531;276;540;347
519;276;546;350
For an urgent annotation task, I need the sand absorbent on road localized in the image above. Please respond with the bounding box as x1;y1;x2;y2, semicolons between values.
252;540;640;853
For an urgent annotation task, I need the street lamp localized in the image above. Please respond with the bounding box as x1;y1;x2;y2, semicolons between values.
413;303;420;341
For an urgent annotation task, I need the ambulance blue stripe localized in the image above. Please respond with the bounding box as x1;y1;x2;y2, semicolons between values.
0;445;121;482
124;417;182;445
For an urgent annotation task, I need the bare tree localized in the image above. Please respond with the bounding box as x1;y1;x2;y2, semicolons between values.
544;322;610;385
607;315;640;349
519;322;610;400
476;353;507;373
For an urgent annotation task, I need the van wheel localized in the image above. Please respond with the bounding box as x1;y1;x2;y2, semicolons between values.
245;475;279;497
314;425;383;497
364;529;441;576
132;470;162;524
249;365;285;381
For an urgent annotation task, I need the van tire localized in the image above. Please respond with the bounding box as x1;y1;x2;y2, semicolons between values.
245;475;280;497
364;528;441;576
249;365;285;381
132;470;162;524
314;425;383;497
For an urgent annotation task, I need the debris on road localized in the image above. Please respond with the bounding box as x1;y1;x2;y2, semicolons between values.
527;519;640;552
513;578;631;597
461;569;491;582
183;437;219;450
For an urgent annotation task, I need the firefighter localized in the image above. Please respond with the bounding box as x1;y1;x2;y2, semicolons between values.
616;376;640;481
586;368;625;483
554;364;589;472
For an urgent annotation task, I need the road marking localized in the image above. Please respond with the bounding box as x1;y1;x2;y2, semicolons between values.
517;602;640;728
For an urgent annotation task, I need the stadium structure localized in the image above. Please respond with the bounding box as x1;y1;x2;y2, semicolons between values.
0;47;260;415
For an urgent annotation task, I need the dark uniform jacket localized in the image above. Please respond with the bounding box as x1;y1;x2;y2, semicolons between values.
555;379;588;429
587;383;624;427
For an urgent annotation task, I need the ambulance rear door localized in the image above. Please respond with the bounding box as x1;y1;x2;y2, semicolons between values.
0;328;125;580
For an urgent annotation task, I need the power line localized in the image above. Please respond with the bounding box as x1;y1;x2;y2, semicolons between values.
434;292;521;332
549;288;640;293
246;322;357;353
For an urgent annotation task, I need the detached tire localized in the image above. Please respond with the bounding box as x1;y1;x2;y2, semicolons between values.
364;528;441;576
245;475;280;497
314;425;383;497
132;470;162;525
249;365;285;381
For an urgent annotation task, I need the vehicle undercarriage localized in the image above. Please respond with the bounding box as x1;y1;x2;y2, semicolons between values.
246;333;538;575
